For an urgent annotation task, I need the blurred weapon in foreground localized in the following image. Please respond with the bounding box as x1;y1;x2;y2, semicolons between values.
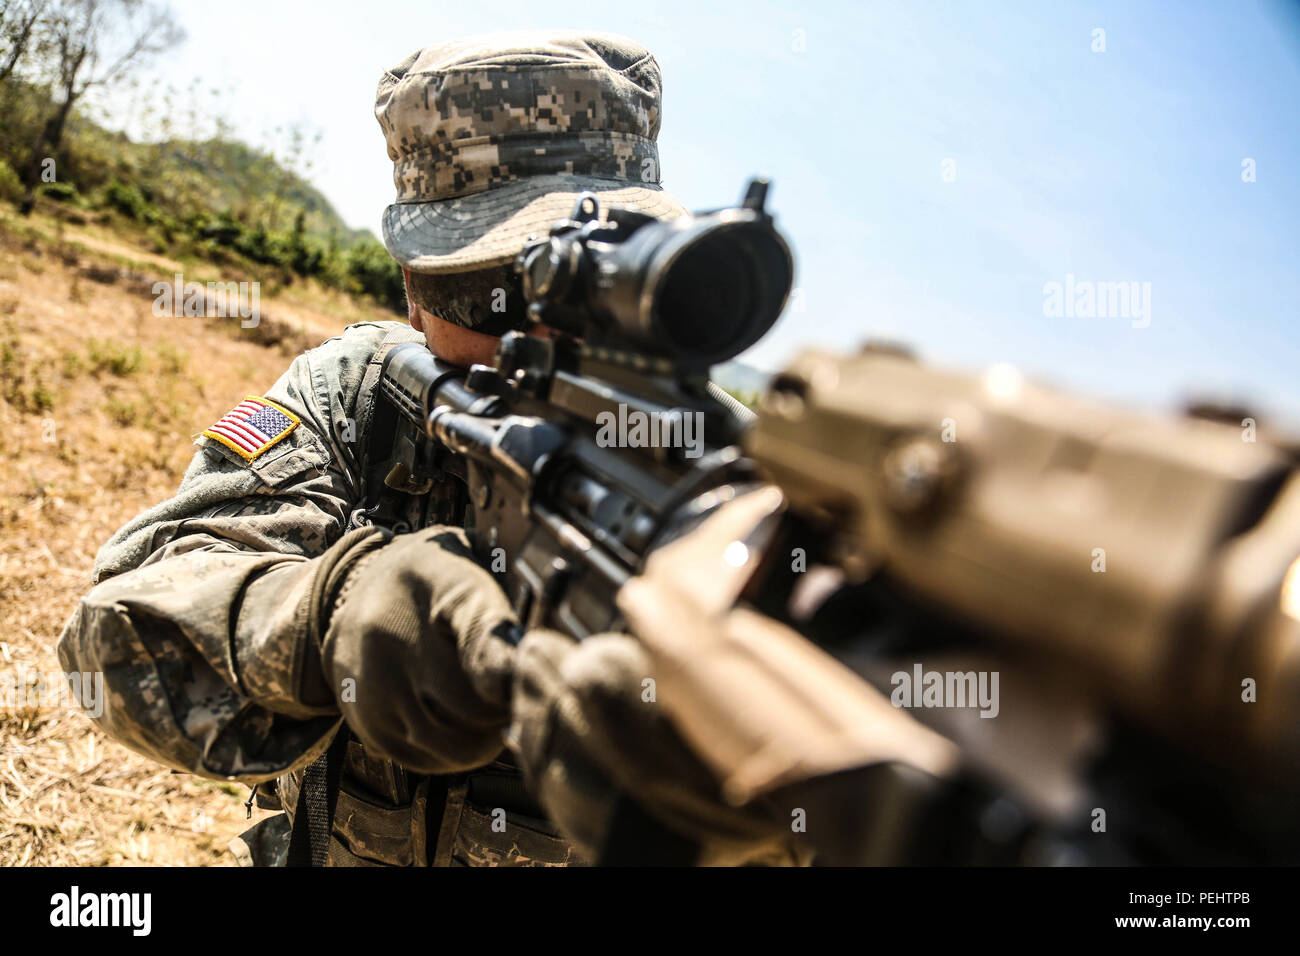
375;179;1300;863
735;346;1300;863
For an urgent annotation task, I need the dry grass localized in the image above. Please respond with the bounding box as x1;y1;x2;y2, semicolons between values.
0;207;382;865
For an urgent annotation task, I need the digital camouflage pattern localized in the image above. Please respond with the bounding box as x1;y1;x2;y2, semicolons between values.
378;37;663;203
57;323;393;782
377;31;685;274
56;321;578;866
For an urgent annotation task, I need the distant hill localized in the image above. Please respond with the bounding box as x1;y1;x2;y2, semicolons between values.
712;359;772;397
147;137;373;247
0;80;404;312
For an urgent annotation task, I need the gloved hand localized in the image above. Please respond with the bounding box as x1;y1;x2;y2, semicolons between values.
309;524;519;774
508;488;958;865
509;628;791;865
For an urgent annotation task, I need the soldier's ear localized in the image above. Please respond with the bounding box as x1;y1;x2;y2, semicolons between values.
401;267;423;333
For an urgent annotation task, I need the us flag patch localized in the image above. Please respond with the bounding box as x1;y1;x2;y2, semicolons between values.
203;396;300;460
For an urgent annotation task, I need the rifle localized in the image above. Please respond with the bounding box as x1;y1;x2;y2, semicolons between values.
376;179;788;638
375;180;1300;863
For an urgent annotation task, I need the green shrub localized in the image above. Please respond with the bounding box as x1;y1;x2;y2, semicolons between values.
105;396;142;426
346;239;406;314
0;159;22;205
287;212;325;277
194;213;243;246
154;342;188;375
86;339;143;376
102;180;150;220
234;225;289;268
39;181;80;204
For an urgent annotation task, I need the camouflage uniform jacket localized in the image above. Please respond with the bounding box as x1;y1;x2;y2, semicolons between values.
56;321;577;866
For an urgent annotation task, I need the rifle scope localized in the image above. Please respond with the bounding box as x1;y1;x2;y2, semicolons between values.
516;179;794;368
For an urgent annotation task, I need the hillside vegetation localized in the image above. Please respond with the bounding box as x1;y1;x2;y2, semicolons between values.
0;79;405;314
0;1;409;865
0;202;356;864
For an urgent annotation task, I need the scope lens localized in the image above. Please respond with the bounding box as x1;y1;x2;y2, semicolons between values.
653;224;792;363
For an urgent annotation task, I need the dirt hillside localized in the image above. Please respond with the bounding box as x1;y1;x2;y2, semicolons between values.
0;206;395;865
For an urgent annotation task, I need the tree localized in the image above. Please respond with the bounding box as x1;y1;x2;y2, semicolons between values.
0;0;48;86
18;0;182;215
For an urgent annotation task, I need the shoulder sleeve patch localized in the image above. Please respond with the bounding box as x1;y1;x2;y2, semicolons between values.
202;396;301;461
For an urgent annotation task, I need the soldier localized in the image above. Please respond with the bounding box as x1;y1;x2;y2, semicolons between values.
56;30;688;867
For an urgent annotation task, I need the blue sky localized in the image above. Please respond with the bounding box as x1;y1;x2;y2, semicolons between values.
120;0;1300;420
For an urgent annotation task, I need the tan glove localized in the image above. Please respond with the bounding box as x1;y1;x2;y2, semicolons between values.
509;487;959;864
318;524;518;774
617;486;958;800
509;627;792;865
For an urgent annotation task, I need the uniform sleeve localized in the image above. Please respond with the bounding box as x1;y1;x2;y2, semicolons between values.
56;323;402;784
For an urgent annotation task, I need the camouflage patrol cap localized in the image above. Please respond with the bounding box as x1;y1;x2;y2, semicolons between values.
376;30;686;274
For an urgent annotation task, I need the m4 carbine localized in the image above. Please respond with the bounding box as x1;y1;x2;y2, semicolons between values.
376;181;1300;864
377;180;789;638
